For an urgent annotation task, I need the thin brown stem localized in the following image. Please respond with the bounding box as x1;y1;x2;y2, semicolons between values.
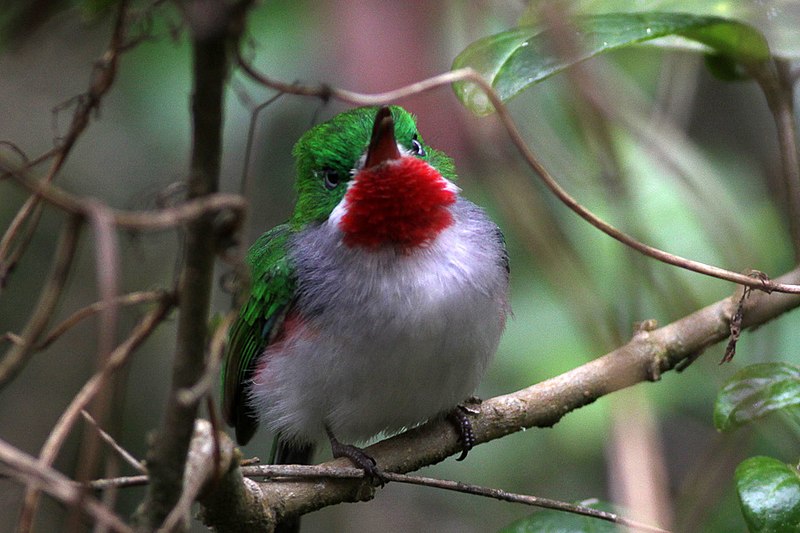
86;462;668;533
35;290;166;350
240;464;669;531
1;159;247;232
0;439;132;533
0;0;128;286
176;310;237;407
17;295;175;533
750;59;800;260
80;411;146;474
384;473;670;533
0;216;82;388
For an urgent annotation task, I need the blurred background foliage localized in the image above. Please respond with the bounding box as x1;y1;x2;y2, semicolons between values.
0;1;798;532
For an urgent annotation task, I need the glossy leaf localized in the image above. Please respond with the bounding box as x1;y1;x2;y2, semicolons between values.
520;1;800;60
735;456;800;533
452;12;770;115
714;362;800;432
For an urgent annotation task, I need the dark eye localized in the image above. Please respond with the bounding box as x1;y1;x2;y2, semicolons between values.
411;135;425;157
321;167;342;190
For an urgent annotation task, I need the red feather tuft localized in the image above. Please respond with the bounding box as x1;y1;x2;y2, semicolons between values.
340;157;456;249
256;310;311;375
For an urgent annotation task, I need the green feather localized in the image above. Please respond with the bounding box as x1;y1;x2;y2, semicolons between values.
222;225;295;444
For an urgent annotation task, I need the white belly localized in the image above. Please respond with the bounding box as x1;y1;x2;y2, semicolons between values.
249;201;508;445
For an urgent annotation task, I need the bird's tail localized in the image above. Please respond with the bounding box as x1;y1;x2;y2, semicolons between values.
272;438;315;533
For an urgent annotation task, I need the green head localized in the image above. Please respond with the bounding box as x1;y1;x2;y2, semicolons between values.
289;105;456;228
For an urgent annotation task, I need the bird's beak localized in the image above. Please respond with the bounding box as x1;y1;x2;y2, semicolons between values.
364;106;401;169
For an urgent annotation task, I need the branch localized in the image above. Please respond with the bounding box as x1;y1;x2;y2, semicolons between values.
16;293;175;533
0;216;81;388
136;1;252;529
384;473;668;533
35;290;166;350
0;439;132;533
80;410;146;474
0;158;247;232
0;0;128;287
199;265;800;527
236;59;800;295
750;59;800;260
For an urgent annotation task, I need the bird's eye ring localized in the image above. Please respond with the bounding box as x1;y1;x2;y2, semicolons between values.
411;135;426;157
321;167;341;190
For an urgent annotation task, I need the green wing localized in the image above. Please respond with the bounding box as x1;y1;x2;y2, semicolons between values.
222;225;296;445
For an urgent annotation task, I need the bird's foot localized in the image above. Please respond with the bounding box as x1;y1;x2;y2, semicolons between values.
450;402;481;461
326;427;385;486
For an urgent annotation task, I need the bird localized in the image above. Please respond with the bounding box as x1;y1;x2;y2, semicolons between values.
221;104;509;499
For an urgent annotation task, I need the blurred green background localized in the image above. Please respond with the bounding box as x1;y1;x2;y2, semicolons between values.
1;1;798;532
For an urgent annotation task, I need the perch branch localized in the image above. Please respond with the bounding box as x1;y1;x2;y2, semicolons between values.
81;266;800;529
198;265;800;527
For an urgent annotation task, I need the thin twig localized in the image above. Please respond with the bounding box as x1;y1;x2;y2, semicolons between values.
0;216;82;388
384;472;670;533
248;465;671;532
86;462;668;532
90;475;149;490
239;464;667;533
35;290;166;350
0;439;132;533
80;411;146;474
62;203;122;533
0;0;129;287
750;58;800;260
236;58;800;295
1;160;247;232
240;92;283;198
17;295;175;533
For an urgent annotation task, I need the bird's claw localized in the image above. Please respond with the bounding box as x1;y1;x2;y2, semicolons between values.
450;404;478;461
327;428;386;486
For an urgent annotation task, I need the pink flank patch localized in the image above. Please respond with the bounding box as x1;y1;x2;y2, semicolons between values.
340;156;456;249
256;310;309;376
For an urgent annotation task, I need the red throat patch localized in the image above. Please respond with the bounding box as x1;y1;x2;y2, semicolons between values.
339;156;456;249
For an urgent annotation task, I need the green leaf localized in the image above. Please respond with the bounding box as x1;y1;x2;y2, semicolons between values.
452;12;770;115
714;362;800;432
519;1;800;60
704;53;751;81
735;456;800;533
498;500;623;532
